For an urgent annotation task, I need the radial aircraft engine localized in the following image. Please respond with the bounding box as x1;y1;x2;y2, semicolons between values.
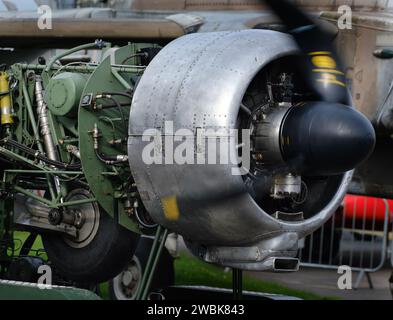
0;0;375;283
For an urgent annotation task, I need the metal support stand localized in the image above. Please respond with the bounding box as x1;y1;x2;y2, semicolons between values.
354;270;374;289
136;225;169;300
232;268;243;300
366;273;374;289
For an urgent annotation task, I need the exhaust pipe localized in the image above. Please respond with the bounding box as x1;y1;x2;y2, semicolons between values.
224;257;300;272
270;257;300;272
257;257;300;272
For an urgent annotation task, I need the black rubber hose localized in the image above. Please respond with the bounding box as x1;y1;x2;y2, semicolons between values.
96;96;127;129
94;149;126;166
3;139;81;170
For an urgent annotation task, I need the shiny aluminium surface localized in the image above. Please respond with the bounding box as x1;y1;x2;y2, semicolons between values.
128;29;352;248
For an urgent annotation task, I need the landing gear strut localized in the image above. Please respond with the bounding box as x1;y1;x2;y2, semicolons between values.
232;268;243;300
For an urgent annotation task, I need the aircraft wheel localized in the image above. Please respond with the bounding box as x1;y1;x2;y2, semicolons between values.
42;189;140;285
109;237;174;300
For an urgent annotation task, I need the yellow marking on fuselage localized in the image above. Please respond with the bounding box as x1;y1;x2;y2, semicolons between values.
162;196;180;221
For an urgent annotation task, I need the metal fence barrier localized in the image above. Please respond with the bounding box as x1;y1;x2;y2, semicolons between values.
390;231;393;297
299;196;391;289
390;225;393;297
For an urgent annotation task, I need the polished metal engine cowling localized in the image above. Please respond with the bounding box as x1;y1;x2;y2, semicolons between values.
128;30;352;271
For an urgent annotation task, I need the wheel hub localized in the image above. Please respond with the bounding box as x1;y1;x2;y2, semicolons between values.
114;257;142;300
63;189;100;249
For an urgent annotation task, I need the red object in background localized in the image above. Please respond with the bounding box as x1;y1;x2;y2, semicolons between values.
339;195;393;230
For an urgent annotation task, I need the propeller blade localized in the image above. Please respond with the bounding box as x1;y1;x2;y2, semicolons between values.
263;0;351;105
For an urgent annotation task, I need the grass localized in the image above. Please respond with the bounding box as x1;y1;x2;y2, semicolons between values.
12;232;337;300
99;253;337;300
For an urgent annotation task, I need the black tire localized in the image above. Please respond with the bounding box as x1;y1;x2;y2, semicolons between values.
42;207;140;285
109;237;174;300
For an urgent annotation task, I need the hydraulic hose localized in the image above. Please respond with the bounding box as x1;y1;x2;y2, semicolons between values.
3;138;81;170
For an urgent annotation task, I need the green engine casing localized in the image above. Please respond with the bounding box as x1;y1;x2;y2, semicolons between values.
46;72;88;117
77;44;154;233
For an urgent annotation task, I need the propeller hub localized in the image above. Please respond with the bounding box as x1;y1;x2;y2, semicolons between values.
281;102;376;176
252;102;376;176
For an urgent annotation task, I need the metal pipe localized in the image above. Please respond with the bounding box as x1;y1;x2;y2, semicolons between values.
136;226;162;300
35;76;58;161
20;63;143;73
21;79;43;154
91;124;128;165
13;186;54;208
35;75;66;198
3;138;81;170
22;78;56;200
141;228;169;300
5;169;83;175
0;18;185;42
0;146;44;170
45;41;107;73
109;52;132;91
56;198;97;208
66;145;80;159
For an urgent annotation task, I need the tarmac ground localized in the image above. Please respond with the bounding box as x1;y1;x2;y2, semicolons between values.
248;266;393;300
179;233;393;300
